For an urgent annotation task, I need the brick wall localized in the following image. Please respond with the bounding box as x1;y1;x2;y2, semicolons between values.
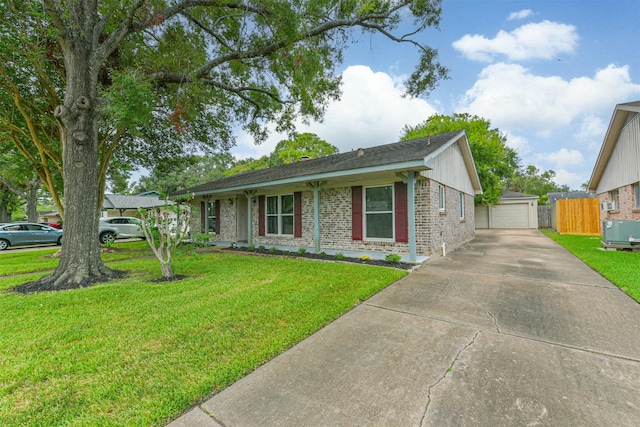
598;184;640;221
196;178;475;257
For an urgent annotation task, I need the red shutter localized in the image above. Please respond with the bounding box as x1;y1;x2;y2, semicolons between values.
394;182;408;242
200;201;206;231
294;191;302;238
352;186;363;241
258;195;265;236
215;199;221;234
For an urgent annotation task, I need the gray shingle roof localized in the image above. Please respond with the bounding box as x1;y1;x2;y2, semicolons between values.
172;131;463;197
500;190;539;200
103;194;167;209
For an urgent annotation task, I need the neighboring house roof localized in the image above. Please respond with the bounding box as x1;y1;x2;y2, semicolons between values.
500;190;539;200
136;190;162;197
547;191;596;204
172;131;482;197
587;101;640;193
102;194;167;210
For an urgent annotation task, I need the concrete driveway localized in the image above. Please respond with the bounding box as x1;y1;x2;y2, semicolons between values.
169;229;640;426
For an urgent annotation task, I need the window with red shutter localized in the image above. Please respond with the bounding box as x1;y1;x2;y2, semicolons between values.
352;186;363;240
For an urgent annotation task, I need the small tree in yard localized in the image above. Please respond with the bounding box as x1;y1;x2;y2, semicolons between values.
139;205;191;281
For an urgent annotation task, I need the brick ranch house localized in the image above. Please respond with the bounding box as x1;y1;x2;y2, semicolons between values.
172;131;482;262
588;101;640;221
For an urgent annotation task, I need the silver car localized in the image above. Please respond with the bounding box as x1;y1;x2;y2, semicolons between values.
99;217;145;244
0;222;63;250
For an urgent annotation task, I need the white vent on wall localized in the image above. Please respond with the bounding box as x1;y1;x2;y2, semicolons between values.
602;202;618;211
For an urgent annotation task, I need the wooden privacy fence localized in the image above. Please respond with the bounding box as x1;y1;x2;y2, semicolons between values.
556;198;600;235
538;206;552;228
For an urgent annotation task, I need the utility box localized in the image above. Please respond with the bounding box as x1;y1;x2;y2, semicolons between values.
602;220;640;245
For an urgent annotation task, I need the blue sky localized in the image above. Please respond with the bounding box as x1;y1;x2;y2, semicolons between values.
232;0;640;190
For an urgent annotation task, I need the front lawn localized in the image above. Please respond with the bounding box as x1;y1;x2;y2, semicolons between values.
542;230;640;303
0;244;407;426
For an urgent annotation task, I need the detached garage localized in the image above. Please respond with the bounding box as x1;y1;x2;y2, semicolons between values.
476;191;539;229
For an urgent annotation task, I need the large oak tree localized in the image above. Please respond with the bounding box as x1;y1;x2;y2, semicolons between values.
14;0;449;291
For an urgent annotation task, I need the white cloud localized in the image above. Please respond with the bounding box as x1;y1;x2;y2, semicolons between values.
233;65;438;158
508;9;533;21
452;20;578;62
503;132;531;157
552;168;585;189
576;115;606;141
541;148;584;167
458;63;640;135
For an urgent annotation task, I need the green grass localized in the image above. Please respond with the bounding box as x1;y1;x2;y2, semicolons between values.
0;245;406;426
542;230;640;302
0;240;152;276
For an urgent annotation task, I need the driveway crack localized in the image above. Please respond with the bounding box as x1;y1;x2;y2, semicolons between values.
488;311;501;333
420;330;481;426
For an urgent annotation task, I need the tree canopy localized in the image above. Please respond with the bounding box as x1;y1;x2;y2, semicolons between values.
137;133;337;192
505;165;570;205
401;113;572;205
6;0;449;289
269;133;338;166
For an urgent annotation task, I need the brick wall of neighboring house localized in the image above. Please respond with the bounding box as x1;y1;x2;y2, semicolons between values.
247;177;475;257
598;183;640;221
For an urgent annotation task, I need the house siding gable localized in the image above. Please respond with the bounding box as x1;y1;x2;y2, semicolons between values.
597;113;640;193
422;143;476;195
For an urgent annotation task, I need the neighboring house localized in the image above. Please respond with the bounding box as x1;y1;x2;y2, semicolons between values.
38;211;62;225
587;101;640;221
171;131;482;262
101;193;168;217
475;190;539;229
35;193;169;225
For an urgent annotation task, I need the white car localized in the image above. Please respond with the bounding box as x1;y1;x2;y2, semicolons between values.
99;217;145;244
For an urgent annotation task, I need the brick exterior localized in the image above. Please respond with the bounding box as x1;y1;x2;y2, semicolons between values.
195;178;475;258
598;183;640;221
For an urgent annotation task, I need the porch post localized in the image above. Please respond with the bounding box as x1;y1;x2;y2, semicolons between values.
307;181;326;253
244;190;256;247
407;171;417;262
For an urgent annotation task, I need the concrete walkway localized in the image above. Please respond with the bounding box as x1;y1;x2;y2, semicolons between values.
168;230;640;426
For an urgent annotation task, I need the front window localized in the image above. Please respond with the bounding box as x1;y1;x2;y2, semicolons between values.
609;189;620;209
459;193;465;219
634;183;640;209
207;201;216;233
266;194;294;235
365;185;393;239
438;184;445;211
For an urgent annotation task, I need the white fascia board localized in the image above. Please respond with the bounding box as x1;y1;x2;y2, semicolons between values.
186;159;431;198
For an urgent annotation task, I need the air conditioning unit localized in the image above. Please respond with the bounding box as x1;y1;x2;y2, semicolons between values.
602;220;640;245
601;202;618;211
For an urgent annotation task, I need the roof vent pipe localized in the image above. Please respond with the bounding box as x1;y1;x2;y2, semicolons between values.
300;155;310;161
357;148;364;157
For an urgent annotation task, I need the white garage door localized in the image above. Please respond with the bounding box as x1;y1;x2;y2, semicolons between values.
491;203;529;228
475;205;489;228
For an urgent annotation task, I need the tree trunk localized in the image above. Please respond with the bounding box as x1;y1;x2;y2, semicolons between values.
25;176;39;223
160;261;174;280
23;19;121;292
0;205;11;223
